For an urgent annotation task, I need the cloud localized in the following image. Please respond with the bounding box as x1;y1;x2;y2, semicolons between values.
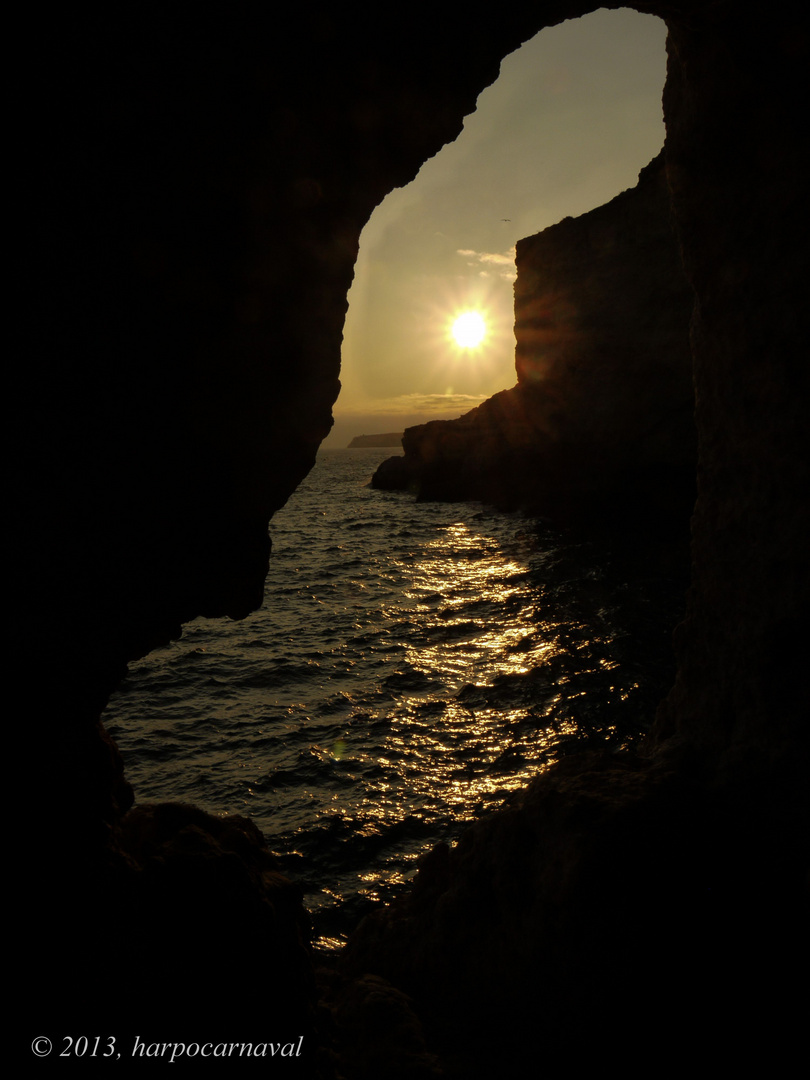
337;392;490;418
456;247;517;280
394;392;489;412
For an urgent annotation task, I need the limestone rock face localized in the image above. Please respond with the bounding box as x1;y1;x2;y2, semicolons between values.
651;10;809;783
373;152;697;525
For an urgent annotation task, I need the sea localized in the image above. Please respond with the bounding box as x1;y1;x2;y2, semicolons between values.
103;447;685;949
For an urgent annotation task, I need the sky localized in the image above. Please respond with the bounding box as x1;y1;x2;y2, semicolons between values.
325;7;668;447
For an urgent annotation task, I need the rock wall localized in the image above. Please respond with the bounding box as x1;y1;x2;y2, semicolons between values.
652;10;809;782
373;151;696;526
20;1;807;1073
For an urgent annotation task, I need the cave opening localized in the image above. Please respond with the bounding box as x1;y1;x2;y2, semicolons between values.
29;2;807;1067
101;8;682;953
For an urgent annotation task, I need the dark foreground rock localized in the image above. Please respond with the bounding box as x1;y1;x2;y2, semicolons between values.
373;152;697;527
41;802;330;1075
341;750;805;1073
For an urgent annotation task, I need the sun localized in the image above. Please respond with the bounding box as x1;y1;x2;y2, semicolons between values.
451;311;487;348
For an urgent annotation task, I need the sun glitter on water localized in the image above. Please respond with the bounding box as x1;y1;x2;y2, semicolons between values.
451;310;487;348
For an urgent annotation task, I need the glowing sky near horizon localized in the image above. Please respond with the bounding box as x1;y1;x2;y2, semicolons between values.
325;8;667;447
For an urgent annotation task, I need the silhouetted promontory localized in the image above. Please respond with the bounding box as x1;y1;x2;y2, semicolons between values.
347;432;403;448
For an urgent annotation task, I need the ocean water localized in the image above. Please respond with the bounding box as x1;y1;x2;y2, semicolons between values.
103;447;682;947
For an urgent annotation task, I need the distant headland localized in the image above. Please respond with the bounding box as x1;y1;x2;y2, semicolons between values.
347;432;403;448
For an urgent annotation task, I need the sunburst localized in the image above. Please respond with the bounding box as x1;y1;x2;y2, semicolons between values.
450;311;487;348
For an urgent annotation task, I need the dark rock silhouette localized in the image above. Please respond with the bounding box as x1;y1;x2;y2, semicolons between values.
347;433;404;448
21;3;807;1074
373;152;697;527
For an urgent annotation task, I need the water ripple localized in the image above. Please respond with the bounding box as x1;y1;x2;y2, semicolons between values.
103;447;683;948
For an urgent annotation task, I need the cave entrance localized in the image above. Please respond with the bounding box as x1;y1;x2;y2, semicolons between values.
329;7;668;450
102;7;672;949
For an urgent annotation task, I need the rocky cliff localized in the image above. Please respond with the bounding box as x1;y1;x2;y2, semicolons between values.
21;2;807;1075
373;152;697;527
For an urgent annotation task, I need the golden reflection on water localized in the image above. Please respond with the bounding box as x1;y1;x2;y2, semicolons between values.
395;521;558;688
316;520;595;917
